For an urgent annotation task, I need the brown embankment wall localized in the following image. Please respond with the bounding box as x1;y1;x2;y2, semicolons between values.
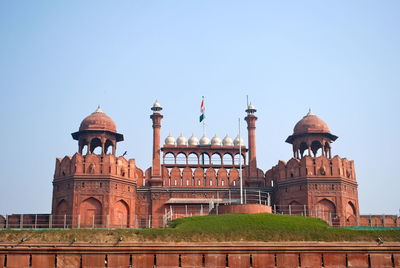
1;242;400;267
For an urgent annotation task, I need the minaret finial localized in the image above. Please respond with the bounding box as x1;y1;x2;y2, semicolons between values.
151;100;162;113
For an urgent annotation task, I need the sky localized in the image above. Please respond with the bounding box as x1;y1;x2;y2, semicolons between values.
0;1;399;215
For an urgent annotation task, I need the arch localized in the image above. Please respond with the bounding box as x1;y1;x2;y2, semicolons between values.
346;201;357;226
211;153;222;165
299;141;308;157
176;153;187;165
234;153;245;165
163;152;175;164
311;140;323;157
90;138;102;154
113;200;129;228
80;197;102;227
346;201;357;217
82;144;89;155
324;142;331;158
316;199;336;224
200;153;210;165
104;139;114;154
55;199;68;216
223;153;233;165
187;153;198;165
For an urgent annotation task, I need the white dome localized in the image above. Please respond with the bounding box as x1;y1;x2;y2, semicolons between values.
188;134;199;145
234;135;245;146
165;135;175;145
211;135;222;146
176;134;187;146
222;135;233;146
151;100;163;113
199;135;210;145
153;101;161;108
248;103;256;110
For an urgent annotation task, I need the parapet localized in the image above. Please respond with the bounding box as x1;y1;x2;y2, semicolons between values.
265;155;356;183
54;152;138;181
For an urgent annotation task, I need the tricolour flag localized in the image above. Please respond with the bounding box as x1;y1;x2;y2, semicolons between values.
199;96;205;122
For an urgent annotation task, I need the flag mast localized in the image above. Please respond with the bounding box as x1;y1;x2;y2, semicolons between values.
240;95;248;205
239;117;243;205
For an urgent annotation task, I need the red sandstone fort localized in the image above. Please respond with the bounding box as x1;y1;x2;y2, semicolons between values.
42;100;384;229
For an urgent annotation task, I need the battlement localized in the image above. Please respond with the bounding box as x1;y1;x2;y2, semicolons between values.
265;155;356;183
54;153;138;181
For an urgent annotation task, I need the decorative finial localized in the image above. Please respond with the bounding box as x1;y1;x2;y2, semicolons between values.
246;102;257;114
95;105;103;113
306;108;313;116
151;100;162;113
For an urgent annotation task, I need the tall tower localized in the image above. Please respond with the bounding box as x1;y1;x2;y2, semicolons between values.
268;111;359;226
52;108;137;228
244;103;260;186
149;101;163;187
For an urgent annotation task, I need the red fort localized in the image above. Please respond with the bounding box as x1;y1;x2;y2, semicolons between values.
49;101;373;228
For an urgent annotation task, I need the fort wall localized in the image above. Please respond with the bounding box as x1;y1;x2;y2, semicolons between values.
0;242;399;268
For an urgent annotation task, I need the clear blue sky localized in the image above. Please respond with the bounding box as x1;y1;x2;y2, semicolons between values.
0;1;399;214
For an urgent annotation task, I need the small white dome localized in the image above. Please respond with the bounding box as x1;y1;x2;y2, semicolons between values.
199;135;210;145
176;134;187;146
188;134;199;145
211;135;222;146
165;135;175;145
234;135;244;146
222;135;233;146
246;103;257;114
153;101;161;108
151;100;163;113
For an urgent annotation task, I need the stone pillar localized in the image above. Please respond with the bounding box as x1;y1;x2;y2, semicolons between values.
150;102;163;186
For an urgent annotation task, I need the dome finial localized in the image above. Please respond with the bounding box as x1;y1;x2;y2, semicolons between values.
95;105;103;113
306;108;313;116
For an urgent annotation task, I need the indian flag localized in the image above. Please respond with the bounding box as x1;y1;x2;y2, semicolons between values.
199;96;205;122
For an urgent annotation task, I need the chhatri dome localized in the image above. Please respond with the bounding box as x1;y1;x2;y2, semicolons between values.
211;135;222;146
79;106;117;133
293;109;331;135
222;135;233;146
176;134;187;146
233;135;244;146
165;134;176;145
286;109;338;144
188;134;199;145
199;135;210;145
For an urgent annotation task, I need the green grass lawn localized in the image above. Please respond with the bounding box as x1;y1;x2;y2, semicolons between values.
1;213;399;243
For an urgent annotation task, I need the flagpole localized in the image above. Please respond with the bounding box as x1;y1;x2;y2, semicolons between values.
203;117;205;136
239;118;243;205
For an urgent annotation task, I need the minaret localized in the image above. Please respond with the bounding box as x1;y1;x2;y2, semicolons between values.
150;101;163;186
244;103;258;183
